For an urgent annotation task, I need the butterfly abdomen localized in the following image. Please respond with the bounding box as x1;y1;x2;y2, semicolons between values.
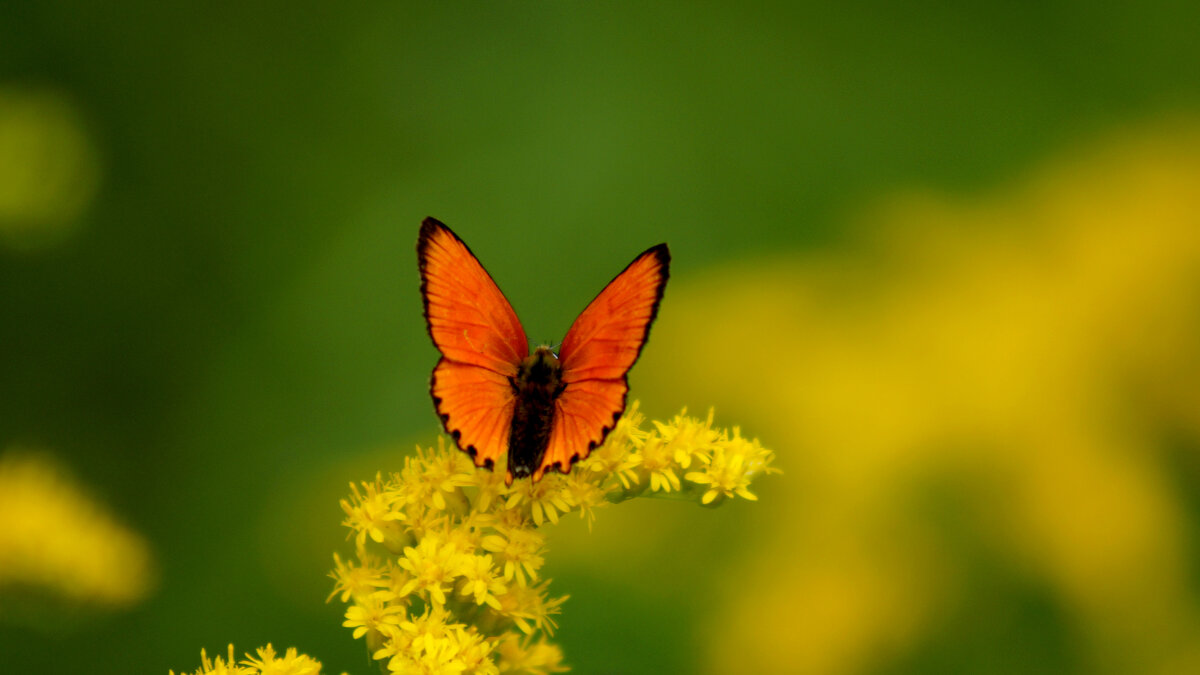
507;346;563;480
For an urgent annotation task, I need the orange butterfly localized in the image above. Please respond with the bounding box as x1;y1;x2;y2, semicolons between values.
418;217;670;483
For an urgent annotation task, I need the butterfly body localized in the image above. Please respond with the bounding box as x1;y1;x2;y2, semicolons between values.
418;217;669;483
507;346;564;479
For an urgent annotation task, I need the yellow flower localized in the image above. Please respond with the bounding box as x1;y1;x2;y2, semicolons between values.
343;590;406;640
396;499;447;543
0;449;154;608
171;644;328;675
558;473;608;530
491;504;532;531
341;475;406;553
381;605;492;675
440;511;494;552
456;634;501;675
170;645;249;675
494;634;569;675
684;428;780;505
480;526;545;587
685;447;753;505
240;644;323;675
457;554;507;609
398;532;464;605
655;408;720;470
381;560;415;605
331;407;775;673
396;439;475;513
469;463;509;514
635;436;682;493
504;475;574;526
327;552;388;603
577;401;646;490
493;581;567;637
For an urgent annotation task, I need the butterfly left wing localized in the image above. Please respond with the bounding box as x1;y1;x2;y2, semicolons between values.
418;218;528;375
419;217;529;470
430;359;516;471
534;243;670;480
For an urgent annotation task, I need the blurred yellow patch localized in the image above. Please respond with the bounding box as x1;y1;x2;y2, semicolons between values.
0;86;100;250
0;448;154;610
642;118;1200;673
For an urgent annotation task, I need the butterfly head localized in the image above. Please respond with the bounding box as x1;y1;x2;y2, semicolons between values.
516;346;561;385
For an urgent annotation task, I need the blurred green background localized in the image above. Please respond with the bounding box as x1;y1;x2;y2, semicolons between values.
3;2;1200;674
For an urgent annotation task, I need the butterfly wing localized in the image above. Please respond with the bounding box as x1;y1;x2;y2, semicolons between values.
430;359;517;471
419;217;529;469
535;243;670;480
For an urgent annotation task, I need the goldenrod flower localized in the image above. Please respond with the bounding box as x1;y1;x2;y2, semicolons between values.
398;532;463;606
493;635;568;675
170;644;327;675
240;645;324;675
327;552;389;603
396;439;474;513
341;475;406;553
493;580;566;637
0;449;154;609
558;473;608;529
170;645;248;675
684;427;780;505
441;510;494;552
470;466;509;514
657;408;717;470
458;554;507;609
480;526;545;588
330;402;775;673
573;401;646;490
686;447;754;505
635;435;683;494
396;499;447;543
381;605;495;675
344;590;406;640
504;476;574;526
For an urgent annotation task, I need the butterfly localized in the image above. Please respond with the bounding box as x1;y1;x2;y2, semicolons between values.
418;217;670;483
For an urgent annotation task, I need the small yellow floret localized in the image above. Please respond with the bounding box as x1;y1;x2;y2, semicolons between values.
240;644;324;675
397;532;463;605
327;552;389;603
458;553;507;609
344;590;406;640
480;526;545;587
171;644;327;675
494;634;570;675
340;475;405;553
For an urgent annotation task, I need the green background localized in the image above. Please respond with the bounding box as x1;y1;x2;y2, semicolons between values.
2;2;1199;674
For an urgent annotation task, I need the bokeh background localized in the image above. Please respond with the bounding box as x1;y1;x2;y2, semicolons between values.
3;2;1200;673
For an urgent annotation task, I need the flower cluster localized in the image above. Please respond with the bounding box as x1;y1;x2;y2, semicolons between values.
0;448;154;608
170;644;325;675
332;402;777;674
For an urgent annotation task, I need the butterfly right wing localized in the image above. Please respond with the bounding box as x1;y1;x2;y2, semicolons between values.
419;217;529;469
536;243;670;480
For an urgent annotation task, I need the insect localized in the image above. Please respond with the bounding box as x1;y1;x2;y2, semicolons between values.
418;217;670;483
